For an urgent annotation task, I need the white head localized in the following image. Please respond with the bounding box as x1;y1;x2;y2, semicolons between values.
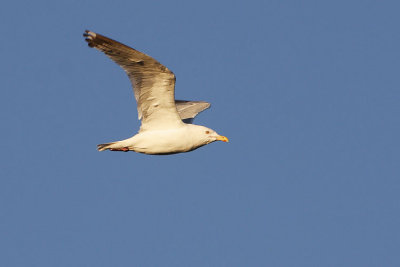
188;124;229;148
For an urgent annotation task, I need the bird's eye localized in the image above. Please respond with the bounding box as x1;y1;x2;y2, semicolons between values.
205;130;210;134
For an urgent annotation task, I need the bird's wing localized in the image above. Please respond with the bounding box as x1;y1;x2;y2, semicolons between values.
83;30;183;131
175;100;211;123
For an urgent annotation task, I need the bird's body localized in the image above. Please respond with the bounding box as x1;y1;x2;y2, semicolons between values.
83;30;228;155
100;124;223;155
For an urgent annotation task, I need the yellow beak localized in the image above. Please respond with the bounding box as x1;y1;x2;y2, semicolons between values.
216;135;229;142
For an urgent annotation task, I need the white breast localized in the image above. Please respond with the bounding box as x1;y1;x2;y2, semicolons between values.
128;126;197;154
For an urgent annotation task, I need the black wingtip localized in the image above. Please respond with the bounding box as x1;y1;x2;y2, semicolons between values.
83;30;96;47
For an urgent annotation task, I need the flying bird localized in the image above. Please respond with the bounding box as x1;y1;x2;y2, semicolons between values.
83;30;228;155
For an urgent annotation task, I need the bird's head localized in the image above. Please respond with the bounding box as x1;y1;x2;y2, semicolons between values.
189;125;229;146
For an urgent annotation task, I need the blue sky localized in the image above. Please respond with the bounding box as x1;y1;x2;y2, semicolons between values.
1;0;399;266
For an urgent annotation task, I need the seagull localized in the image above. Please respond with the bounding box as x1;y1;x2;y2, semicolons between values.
83;30;228;155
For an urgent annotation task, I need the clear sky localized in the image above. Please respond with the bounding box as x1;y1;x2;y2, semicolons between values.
1;0;399;266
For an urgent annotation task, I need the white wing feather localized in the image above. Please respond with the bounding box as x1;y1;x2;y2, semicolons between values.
84;30;183;131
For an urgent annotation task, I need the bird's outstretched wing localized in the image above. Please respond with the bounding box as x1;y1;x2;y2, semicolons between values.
83;30;183;131
175;100;211;123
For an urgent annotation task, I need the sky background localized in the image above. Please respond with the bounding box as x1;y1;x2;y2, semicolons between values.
1;0;399;266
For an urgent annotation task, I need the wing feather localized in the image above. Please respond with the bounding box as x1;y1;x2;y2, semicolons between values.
83;30;183;131
175;100;211;122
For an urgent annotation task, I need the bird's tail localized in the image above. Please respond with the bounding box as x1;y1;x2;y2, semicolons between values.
97;142;117;151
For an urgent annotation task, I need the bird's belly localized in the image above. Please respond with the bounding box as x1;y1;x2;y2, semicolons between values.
130;130;197;155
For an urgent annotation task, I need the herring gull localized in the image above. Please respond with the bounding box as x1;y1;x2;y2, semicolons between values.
83;30;228;155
